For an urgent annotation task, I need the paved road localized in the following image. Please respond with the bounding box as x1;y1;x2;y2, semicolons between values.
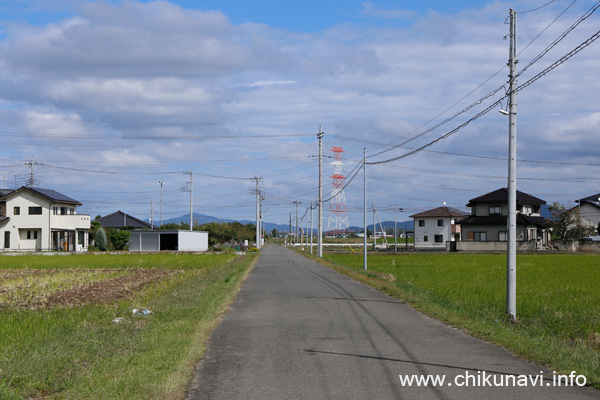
186;245;598;399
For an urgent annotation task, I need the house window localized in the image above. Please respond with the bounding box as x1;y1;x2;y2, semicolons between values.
499;231;507;241
419;220;425;227
4;231;9;248
522;205;532;215
29;207;42;215
61;207;68;215
423;235;428;242
434;234;444;243
489;206;502;215
437;219;444;227
78;231;85;246
70;208;75;215
14;207;20;215
53;207;59;215
473;232;487;241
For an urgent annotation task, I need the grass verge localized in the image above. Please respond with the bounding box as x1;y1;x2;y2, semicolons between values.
0;252;257;399
298;250;600;388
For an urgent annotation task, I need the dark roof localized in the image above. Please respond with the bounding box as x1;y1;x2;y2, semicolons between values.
466;188;545;207
577;193;600;209
458;214;547;227
579;193;600;202
98;210;152;229
410;206;469;219
0;189;14;198
5;186;81;205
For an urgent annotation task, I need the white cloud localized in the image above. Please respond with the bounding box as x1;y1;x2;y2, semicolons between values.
0;0;598;222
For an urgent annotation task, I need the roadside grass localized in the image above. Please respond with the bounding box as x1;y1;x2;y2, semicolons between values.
308;252;600;388
0;252;257;399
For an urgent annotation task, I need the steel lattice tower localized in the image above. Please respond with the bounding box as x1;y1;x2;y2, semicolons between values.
326;146;349;236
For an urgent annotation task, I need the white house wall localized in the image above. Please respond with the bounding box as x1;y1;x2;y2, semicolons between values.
0;190;89;252
413;217;454;249
178;231;208;252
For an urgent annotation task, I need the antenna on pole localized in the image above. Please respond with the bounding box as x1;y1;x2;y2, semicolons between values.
24;157;40;187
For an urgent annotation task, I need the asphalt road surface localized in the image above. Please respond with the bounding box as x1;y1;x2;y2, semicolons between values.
186;245;599;400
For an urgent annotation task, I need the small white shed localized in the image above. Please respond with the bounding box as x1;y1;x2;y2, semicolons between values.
128;230;209;252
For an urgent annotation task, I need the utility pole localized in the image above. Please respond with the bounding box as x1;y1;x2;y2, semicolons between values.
253;177;261;248
310;201;314;254
24;157;40;187
158;180;165;227
363;148;367;271
183;169;194;231
150;197;154;230
506;9;518;321
293;200;301;246
394;206;398;253
260;194;266;248
317;126;324;257
289;212;292;245
0;171;7;189
373;200;376;251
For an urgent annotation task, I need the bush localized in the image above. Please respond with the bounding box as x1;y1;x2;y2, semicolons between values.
108;229;131;251
95;228;107;251
247;247;260;253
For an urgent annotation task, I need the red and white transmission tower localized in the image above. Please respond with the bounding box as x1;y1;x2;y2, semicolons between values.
327;146;349;236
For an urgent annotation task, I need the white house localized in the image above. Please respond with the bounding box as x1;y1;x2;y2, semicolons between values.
0;187;90;252
410;206;469;249
576;193;600;232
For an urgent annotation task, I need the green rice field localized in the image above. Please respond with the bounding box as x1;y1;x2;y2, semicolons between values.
319;252;600;388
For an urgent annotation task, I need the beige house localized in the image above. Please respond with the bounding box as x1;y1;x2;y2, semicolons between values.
410;206;469;249
0;187;90;252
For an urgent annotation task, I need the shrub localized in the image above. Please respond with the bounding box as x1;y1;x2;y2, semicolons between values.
95;228;107;251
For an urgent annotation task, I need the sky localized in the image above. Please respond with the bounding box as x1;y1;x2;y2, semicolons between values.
0;0;599;228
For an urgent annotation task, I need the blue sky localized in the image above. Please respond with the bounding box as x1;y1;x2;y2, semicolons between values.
0;0;599;226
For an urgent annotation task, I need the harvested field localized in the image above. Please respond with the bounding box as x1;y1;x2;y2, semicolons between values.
0;268;180;309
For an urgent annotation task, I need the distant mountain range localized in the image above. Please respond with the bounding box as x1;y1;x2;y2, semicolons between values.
155;213;414;234
153;204;552;234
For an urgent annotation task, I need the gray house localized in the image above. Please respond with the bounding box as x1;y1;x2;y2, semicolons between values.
458;188;550;247
575;193;600;230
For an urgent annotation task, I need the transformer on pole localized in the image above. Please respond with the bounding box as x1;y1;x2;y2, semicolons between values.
326;146;349;237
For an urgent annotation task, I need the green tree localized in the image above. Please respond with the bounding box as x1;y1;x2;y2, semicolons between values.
95;227;107;251
108;229;131;250
548;202;596;240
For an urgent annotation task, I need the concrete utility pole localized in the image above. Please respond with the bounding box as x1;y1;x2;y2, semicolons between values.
372;200;376;251
158;180;165;227
293;200;301;245
317;126;324;257
253;177;261;248
289;212;292;244
150;197;154;230
183;170;194;231
506;9;518;320
363;148;367;271
310;201;314;254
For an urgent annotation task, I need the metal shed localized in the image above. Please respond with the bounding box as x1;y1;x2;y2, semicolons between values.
128;230;209;252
